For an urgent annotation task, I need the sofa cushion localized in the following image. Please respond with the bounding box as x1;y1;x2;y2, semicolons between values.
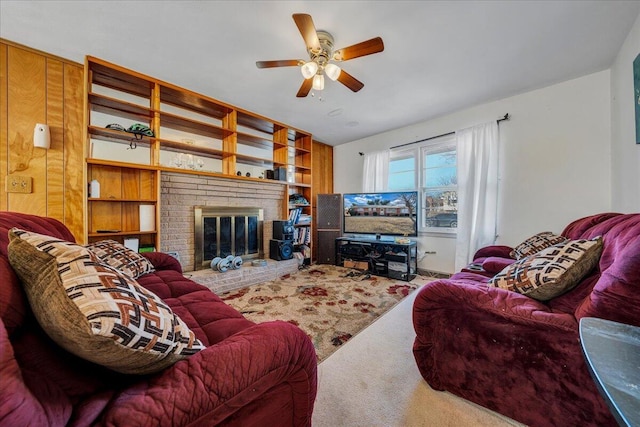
489;237;603;301
7;228;204;374
86;239;155;279
481;257;516;274
510;231;568;259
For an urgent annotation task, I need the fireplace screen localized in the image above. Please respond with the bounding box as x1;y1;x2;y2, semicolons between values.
194;206;263;270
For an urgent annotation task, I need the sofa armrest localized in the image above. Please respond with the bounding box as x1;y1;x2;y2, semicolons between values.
100;321;317;427
413;279;577;335
481;256;515;274
412;279;612;426
472;245;514;261
141;252;183;273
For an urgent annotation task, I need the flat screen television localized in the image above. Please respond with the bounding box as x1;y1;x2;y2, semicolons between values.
343;191;418;238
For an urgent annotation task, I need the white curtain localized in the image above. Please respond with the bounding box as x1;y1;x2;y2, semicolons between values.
455;122;499;271
362;149;390;192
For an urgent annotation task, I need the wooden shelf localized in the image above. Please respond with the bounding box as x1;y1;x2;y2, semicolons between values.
88;198;156;203
88;230;157;238
85;56;314;258
160;85;232;119
159;138;224;159
90;61;154;98
88;92;154;121
159;111;232;139
86;158;157;170
88;125;154;146
237;131;277;150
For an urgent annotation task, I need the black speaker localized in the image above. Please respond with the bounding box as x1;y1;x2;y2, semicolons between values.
273;220;294;241
317;230;341;264
270;239;294;261
317;194;342;230
274;166;288;181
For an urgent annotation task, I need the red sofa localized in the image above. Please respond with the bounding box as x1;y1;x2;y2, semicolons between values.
413;213;640;427
0;211;317;426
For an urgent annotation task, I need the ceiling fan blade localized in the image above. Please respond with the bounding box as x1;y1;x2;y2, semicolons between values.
333;37;384;61
337;69;364;92
256;60;301;69
293;13;321;52
296;78;313;98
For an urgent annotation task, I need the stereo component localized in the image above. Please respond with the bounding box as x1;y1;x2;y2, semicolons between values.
273;220;294;241
317;194;342;229
270;239;294;261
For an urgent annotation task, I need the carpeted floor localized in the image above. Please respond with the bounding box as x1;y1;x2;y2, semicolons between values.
219;264;433;362
312;287;526;427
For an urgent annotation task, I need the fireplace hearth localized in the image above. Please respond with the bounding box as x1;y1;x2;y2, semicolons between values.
194;206;264;270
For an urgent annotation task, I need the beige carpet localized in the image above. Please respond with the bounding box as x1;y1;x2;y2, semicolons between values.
312;286;527;427
220;264;430;362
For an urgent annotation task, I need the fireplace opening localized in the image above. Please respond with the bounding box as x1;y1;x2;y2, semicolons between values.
194;206;263;270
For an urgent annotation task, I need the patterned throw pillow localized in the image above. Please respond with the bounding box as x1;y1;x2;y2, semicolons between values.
489;237;603;301
510;231;569;260
86;239;155;279
7;228;204;374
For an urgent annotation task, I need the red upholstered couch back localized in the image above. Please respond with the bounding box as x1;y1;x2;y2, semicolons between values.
558;213;640;327
0;212;133;426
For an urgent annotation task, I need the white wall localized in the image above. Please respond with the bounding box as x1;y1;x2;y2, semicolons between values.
611;13;640;212
334;71;611;274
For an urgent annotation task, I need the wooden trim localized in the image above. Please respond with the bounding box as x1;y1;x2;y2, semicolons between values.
0;38;81;67
47;58;65;221
0;43;8;211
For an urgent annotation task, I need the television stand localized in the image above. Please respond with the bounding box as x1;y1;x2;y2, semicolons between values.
335;236;417;281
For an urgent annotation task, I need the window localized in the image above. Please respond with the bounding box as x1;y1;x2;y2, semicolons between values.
388;134;457;233
388;150;415;190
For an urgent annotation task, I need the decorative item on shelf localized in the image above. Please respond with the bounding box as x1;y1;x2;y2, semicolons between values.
139;205;155;232
33;123;50;149
88;179;101;198
181;138;195;145
289;193;309;205
172;153;184;168
125;123;154;140
185;154;195;170
266;169;275;180
237;171;242;176
106;123;126;132
123;238;139;252
245;172;251;177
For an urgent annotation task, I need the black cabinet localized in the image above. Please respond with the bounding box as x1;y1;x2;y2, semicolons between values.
335;236;417;281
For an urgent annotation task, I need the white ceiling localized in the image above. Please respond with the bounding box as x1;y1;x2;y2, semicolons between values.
1;1;639;146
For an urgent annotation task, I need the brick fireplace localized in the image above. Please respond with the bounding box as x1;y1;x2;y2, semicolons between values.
193;206;263;270
160;172;286;272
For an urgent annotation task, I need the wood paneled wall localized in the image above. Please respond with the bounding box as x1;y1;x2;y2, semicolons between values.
311;140;334;260
0;40;85;241
1;39;334;249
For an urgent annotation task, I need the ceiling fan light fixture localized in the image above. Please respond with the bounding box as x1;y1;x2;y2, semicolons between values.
300;61;318;79
324;63;341;81
312;74;325;91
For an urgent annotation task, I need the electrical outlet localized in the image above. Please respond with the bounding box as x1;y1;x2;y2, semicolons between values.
6;175;32;193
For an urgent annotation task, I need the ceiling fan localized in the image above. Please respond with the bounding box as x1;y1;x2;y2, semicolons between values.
256;13;384;97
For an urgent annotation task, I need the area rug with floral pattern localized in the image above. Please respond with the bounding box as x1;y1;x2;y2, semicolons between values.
219;264;433;362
